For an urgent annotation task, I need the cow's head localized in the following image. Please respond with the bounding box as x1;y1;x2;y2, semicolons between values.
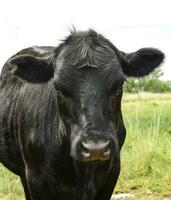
7;30;164;162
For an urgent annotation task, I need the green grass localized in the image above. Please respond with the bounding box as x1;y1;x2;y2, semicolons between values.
0;165;24;200
0;92;171;199
115;93;171;199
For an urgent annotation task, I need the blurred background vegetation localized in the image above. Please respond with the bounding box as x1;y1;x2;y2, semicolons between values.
124;68;171;93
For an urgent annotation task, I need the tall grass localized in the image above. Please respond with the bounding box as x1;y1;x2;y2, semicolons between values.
116;93;171;197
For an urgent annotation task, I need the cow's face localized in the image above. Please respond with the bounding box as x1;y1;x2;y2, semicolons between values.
55;66;125;161
53;39;125;162
9;30;164;162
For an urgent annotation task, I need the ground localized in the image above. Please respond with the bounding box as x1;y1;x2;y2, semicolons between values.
0;92;171;200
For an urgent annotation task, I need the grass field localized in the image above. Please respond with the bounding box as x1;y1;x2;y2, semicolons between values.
0;92;171;200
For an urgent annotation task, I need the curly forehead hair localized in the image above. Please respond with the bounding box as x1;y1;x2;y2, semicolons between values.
54;29;119;69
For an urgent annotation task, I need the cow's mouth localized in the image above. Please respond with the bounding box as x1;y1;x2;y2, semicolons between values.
81;152;111;162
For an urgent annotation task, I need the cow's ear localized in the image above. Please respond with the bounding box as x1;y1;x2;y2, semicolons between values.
7;54;54;83
120;48;164;77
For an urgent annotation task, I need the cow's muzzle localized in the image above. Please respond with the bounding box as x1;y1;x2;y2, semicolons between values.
80;139;111;161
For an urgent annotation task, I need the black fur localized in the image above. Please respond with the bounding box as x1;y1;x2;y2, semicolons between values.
120;48;165;77
0;30;164;200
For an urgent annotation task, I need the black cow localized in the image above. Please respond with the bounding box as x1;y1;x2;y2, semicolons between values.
0;30;164;200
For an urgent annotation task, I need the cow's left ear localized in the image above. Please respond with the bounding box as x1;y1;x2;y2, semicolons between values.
120;48;165;77
6;54;54;83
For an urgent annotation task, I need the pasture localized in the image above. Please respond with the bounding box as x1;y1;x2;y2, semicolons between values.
0;92;171;200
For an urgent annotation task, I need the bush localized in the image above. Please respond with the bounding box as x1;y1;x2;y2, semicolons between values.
143;79;171;93
124;69;171;93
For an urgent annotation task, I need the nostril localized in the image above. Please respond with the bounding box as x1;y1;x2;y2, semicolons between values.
103;141;111;157
81;142;91;159
104;140;110;149
81;143;89;153
82;151;91;158
81;141;91;151
99;140;110;153
81;140;110;151
104;149;110;156
81;141;90;151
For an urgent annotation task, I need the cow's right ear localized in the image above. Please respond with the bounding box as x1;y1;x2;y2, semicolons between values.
7;54;54;83
119;48;164;77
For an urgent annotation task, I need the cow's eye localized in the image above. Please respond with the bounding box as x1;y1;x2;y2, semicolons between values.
55;83;72;98
115;87;123;96
109;85;123;96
